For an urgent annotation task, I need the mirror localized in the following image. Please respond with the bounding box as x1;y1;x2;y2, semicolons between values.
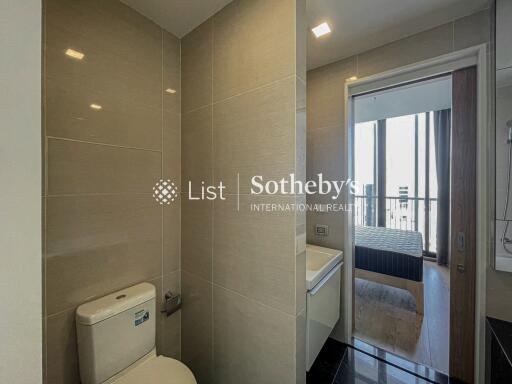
494;0;512;272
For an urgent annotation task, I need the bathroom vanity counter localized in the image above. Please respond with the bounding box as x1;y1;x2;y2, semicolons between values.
306;244;343;291
306;244;343;371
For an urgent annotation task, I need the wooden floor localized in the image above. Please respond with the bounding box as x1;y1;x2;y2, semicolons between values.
354;261;450;374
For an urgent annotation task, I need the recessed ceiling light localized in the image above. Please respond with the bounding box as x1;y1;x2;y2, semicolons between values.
90;103;102;110
65;48;84;60
165;88;177;94
347;76;358;81
312;22;331;38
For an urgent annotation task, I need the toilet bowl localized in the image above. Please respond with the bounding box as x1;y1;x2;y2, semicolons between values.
76;283;197;384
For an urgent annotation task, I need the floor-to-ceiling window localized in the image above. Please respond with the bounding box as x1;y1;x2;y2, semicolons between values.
354;111;440;257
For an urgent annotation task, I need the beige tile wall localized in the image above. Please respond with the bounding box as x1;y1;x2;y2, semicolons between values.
306;9;492;340
180;0;306;383
43;1;181;383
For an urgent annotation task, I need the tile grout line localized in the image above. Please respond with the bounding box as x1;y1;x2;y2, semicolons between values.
330;345;348;384
179;33;183;361
161;27;165;324
210;17;215;379
294;5;302;363
43;15;48;375
182;268;297;320
46;135;163;153
182;73;297;115
46;192;155;198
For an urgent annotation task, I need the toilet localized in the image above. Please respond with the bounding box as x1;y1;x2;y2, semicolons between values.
76;282;197;384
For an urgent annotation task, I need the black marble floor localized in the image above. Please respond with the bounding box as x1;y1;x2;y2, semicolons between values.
307;338;454;384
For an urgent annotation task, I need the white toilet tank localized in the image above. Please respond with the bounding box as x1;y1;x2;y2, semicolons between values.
76;283;156;384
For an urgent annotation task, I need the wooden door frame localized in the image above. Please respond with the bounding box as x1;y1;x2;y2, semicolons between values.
343;44;489;382
450;66;477;382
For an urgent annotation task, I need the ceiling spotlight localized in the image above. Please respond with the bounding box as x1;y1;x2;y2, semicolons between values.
346;76;358;81
312;22;331;38
165;88;177;94
90;103;102;110
65;48;84;60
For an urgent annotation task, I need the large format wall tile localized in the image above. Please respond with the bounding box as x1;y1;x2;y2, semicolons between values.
296;78;307;184
181;198;212;281
306;57;356;130
164;109;181;188
45;0;162;149
46;72;162;150
164;196;181;276
163;31;181;115
45;194;162;315
296;250;306;315
181;20;212;113
296;310;307;384
46;0;162;66
213;285;296;384
44;0;182;380
158;272;181;359
454;9;491;50
46;309;80;384
357;23;453;78
295;0;307;83
306;192;346;250
182;106;213;193
213;77;296;193
212;0;295;101
47;138;161;195
181;271;213;384
213;195;296;314
307;123;345;182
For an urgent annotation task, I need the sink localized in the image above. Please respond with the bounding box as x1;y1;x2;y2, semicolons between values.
306;244;343;291
305;244;343;371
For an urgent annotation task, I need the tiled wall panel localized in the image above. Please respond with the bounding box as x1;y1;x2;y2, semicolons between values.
43;1;181;382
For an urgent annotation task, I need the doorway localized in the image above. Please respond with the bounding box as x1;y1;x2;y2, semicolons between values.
347;65;479;383
352;75;452;374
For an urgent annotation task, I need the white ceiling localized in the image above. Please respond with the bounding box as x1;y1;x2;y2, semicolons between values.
307;0;490;70
121;0;234;37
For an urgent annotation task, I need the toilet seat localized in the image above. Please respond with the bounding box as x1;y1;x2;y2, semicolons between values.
112;355;197;384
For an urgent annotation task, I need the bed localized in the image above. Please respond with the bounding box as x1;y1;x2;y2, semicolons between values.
355;226;424;314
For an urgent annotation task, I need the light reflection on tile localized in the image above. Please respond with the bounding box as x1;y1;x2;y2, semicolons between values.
308;337;450;384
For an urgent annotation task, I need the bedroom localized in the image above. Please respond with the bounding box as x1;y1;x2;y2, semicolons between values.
352;76;452;374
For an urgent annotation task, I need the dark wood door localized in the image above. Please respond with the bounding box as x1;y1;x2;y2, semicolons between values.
450;66;477;383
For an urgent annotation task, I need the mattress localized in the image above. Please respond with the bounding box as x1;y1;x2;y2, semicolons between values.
355;226;423;282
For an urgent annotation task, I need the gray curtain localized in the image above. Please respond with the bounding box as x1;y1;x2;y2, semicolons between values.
433;109;451;265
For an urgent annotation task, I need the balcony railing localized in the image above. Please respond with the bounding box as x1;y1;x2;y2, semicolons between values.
354;195;438;253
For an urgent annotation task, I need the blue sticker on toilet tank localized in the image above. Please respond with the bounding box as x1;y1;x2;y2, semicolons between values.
134;310;149;326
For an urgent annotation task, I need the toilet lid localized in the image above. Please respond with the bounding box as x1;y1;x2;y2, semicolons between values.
113;356;197;384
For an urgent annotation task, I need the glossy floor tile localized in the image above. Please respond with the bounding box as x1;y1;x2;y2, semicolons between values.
333;347;432;384
306;338;347;384
349;339;451;384
307;338;452;384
